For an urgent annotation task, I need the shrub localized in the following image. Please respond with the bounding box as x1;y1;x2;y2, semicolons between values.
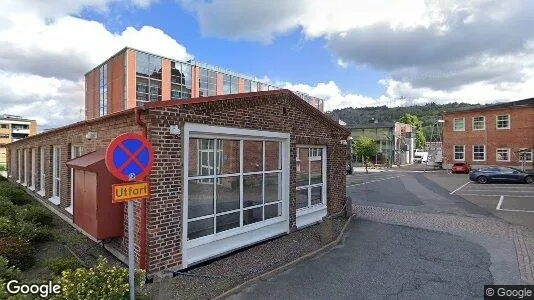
0;217;17;238
54;257;144;300
0;218;53;242
0;201;17;220
0;256;21;281
0;183;31;206
18;205;54;227
0;237;35;270
44;257;81;276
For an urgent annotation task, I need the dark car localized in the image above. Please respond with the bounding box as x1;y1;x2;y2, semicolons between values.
469;166;534;184
451;163;470;174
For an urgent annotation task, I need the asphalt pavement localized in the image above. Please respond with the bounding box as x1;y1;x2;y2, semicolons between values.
231;219;493;300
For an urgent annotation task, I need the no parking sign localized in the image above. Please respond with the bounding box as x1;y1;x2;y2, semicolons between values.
105;133;154;182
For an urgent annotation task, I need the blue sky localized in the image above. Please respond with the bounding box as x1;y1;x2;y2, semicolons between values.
0;0;532;128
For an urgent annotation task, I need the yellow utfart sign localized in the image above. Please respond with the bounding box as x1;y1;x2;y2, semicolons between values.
112;181;150;203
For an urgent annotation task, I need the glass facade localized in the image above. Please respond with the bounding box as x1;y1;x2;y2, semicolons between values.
171;61;192;100
99;64;108;116
199;68;217;97
223;74;238;95
296;147;325;209
136;52;162;105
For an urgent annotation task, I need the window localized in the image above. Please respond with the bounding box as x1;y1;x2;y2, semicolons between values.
222;74;239;95
23;149;28;185
186;138;283;240
67;145;83;214
199;68;217;97
296;147;326;210
51;146;61;204
17;149;21;182
496;115;510;129
136;52;162;105
170;61;192;100
0;124;7;128
250;81;258;92
496;148;510;162
473;145;485;161
99;64;108;116
519;150;533;162
39;147;45;194
472;116;485;130
30;148;36;189
454;145;465;161
243;79;252;92
453;118;465;131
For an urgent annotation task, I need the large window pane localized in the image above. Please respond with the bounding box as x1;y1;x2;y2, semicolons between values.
188;179;214;218
243;207;262;225
311;186;322;206
310;158;322;185
296;148;309;187
216;212;240;233
243;174;262;207
265;203;281;220
265;141;280;171
189;138;219;177
218;139;239;174
135;52;149;77
188;218;214;240
244;141;263;173
296;188;308;209
264;173;280;203
216;176;240;213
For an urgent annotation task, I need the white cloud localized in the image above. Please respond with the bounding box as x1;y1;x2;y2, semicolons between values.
0;0;190;130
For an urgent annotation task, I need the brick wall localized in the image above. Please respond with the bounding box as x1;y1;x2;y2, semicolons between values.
7;91;349;275
144;92;349;272
443;106;534;168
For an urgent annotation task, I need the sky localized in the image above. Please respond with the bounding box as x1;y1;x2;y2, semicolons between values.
1;0;533;129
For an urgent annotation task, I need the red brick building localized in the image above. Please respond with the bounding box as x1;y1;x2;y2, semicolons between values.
85;47;325;120
6;90;349;274
443;98;534;169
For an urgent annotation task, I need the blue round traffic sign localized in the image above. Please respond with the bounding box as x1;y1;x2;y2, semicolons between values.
105;133;154;181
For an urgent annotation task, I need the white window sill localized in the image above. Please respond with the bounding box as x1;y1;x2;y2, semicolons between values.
48;196;60;205
37;190;45;197
296;204;327;228
297;203;327;216
65;206;73;215
21;182;27;187
16;180;20;183
29;186;35;191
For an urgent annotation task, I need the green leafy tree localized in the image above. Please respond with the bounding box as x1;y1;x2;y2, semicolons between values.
399;113;426;149
353;137;378;173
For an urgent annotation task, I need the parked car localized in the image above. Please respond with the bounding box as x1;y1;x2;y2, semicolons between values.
469;166;534;184
451;163;470;174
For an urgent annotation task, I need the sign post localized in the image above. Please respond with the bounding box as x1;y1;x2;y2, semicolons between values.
105;133;154;300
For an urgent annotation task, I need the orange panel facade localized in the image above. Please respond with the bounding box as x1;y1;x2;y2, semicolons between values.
238;78;245;93
109;51;126;114
216;72;223;95
161;58;171;101
85;69;97;120
126;49;137;109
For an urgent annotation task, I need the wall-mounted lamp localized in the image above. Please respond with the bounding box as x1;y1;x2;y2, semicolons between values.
85;132;97;140
169;125;181;135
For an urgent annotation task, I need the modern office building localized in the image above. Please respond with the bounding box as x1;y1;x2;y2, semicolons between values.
443;98;534;169
0;114;37;168
350;120;415;166
84;47;325;119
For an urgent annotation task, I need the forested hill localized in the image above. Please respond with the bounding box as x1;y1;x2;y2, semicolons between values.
328;102;480;138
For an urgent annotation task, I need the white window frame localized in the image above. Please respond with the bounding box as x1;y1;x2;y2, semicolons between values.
453;145;465;161
182;123;290;268
49;146;61;205
472;145;486;161
472;116;485;131
496;148;510;162
17;149;21;183
519;150;533;162
30;148;36;191
22;149;28;187
66;145;83;214
296;145;327;229
38;147;45;196
496;114;510;129
453;118;465;131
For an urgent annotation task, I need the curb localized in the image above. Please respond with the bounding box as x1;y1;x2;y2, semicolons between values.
214;213;356;299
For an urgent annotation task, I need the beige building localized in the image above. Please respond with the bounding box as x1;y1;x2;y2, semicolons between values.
0;114;37;168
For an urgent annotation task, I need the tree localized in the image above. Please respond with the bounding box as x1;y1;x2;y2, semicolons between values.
353;136;378;173
399;113;426;149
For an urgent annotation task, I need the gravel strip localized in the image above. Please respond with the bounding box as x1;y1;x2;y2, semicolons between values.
143;217;346;299
356;204;534;284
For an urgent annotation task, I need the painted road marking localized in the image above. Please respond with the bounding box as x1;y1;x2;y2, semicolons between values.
346;175;405;187
450;182;470;195
465;190;533;193
458;193;534;198
496;195;534;213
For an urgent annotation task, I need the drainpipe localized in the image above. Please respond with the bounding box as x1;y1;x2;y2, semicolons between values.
135;107;148;271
